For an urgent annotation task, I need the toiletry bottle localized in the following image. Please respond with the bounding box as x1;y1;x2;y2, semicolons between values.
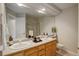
8;36;13;46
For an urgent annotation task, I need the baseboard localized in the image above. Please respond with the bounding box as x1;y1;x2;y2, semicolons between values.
64;49;78;56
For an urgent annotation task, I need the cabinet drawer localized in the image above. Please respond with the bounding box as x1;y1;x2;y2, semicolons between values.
38;44;45;50
38;50;45;56
24;47;38;56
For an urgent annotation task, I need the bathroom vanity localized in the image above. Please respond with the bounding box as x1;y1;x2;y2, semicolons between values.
3;6;57;56
3;37;57;56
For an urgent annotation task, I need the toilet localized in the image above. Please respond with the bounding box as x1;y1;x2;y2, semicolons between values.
56;43;65;55
57;43;64;50
57;43;76;56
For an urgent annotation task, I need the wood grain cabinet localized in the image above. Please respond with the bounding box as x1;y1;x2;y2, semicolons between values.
38;44;46;56
7;51;24;56
6;40;57;56
38;50;45;56
24;47;38;56
46;41;56;56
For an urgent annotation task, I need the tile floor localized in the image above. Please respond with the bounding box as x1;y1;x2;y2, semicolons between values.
56;49;77;56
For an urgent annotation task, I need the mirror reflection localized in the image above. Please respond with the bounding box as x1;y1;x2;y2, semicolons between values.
5;3;56;47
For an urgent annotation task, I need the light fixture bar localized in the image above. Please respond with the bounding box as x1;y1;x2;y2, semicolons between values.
17;3;29;8
38;10;45;14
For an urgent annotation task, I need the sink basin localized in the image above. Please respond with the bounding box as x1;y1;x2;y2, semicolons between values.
9;41;31;50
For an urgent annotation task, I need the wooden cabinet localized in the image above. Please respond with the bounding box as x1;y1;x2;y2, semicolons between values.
24;47;38;56
24;44;46;56
38;44;46;56
38;50;45;56
29;53;38;56
7;51;24;56
6;40;56;56
52;44;56;55
46;41;56;56
38;44;45;50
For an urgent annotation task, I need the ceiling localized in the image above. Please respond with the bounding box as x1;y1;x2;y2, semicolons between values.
6;3;76;17
53;3;76;10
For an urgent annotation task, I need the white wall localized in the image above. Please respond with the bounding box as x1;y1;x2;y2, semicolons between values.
0;4;2;46
0;3;2;50
39;16;55;35
0;4;2;14
78;4;79;48
7;19;16;39
16;15;26;38
55;5;78;53
1;4;7;49
6;13;16;41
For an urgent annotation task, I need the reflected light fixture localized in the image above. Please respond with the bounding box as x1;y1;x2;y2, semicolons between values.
37;8;46;14
38;10;45;14
17;3;29;8
41;8;46;11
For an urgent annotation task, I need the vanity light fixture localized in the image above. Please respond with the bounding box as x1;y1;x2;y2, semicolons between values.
41;8;46;11
17;3;29;8
37;8;46;14
38;10;45;14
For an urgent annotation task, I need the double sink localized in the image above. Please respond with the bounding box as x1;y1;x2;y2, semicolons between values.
9;37;47;50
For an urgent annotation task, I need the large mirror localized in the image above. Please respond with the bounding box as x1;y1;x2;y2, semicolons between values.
4;3;56;48
6;13;27;42
6;13;16;41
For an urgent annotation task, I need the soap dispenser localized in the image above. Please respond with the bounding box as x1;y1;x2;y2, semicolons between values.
8;35;13;46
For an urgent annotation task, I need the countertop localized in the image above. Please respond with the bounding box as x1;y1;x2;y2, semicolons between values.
3;37;56;55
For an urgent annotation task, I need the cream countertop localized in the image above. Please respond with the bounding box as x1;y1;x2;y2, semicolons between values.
3;37;56;55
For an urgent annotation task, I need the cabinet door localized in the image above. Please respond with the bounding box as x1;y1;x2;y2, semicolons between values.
38;50;46;56
38;44;46;56
52;44;56;55
46;47;53;56
46;40;56;56
29;52;38;56
24;47;38;56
